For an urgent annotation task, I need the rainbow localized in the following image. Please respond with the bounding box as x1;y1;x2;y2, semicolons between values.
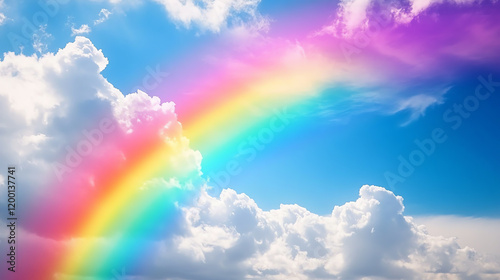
31;42;336;280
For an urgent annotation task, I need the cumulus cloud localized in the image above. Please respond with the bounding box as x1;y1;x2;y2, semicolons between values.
0;36;109;126
134;185;500;280
0;36;202;240
71;24;91;36
153;0;266;32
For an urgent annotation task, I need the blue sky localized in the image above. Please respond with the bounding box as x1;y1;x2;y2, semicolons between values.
216;76;500;216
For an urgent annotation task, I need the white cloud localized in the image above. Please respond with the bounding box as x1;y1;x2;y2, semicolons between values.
140;185;500;280
94;8;112;25
414;216;500;257
0;36;111;190
0;36;202;236
339;0;372;32
71;24;91;36
0;36;111;126
154;0;265;32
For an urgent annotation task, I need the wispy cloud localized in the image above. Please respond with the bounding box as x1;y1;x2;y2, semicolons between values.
32;25;52;54
0;0;6;25
325;0;483;37
94;8;112;25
